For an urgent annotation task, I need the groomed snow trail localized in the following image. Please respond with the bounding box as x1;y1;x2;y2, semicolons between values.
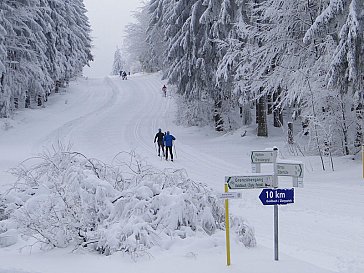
0;74;363;273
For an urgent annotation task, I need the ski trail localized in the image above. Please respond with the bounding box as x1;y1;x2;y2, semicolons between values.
37;77;119;149
108;74;241;180
106;74;364;273
1;74;361;273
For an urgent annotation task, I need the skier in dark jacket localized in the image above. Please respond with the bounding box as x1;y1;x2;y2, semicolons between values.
163;131;176;161
162;85;167;97
154;129;165;156
122;71;127;80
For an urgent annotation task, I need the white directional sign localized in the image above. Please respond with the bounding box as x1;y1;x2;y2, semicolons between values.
218;192;242;199
277;162;304;178
251;150;274;164
225;175;274;189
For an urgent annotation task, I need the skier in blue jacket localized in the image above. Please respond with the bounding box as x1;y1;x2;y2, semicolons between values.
163;131;176;161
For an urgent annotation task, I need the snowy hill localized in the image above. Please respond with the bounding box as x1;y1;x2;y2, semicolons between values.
0;73;363;273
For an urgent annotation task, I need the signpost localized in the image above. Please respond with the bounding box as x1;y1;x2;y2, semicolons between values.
224;146;301;265
251;150;305;188
271;148;279;261
223;174;273;265
277;162;303;177
218;192;242;199
277;162;304;188
223;184;231;266
225;175;274;189
259;188;294;205
251;150;274;163
251;150;274;173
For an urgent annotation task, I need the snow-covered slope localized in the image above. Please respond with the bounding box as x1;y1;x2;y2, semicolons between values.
0;74;363;273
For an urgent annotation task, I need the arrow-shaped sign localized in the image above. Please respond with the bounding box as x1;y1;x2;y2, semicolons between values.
277;162;303;178
251;151;274;164
259;188;294;205
225;175;274;189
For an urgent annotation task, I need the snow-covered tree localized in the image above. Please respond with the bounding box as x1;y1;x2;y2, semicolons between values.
0;9;5;78
0;5;8;117
147;0;243;130
111;47;125;75
304;0;364;154
124;5;158;73
0;0;92;117
125;0;362;154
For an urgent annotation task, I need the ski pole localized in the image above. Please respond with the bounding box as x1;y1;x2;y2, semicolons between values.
154;142;158;155
174;143;177;159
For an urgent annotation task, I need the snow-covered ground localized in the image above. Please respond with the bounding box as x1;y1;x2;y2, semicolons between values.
0;73;363;273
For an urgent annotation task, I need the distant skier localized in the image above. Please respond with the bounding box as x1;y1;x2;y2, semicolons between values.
154;128;165;157
162;85;167;97
163;131;176;161
119;70;123;77
122;71;127;80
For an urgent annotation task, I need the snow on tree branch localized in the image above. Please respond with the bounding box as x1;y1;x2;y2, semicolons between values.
303;0;346;44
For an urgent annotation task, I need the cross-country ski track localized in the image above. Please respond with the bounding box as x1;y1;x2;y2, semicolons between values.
0;73;363;273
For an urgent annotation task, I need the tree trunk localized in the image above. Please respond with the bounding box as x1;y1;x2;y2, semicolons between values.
340;100;350;155
288;122;294;144
273;87;283;127
37;95;43;107
214;98;223;132
257;95;268;137
243;105;252;125
25;94;30;108
354;103;363;148
267;93;273;115
14;97;18;109
241;104;252;125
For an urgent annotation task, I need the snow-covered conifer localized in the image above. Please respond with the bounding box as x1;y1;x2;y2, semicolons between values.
303;0;364;154
0;7;8;117
111;47;125;75
0;0;92;117
124;5;159;73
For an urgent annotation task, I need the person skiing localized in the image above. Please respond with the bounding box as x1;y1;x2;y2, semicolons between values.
154;128;165;157
163;131;176;161
162;85;167;97
119;70;123;77
122;71;127;80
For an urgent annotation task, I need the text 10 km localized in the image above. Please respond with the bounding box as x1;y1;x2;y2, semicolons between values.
266;191;286;199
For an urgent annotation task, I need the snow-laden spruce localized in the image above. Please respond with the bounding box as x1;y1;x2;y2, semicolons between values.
1;146;256;256
123;0;363;157
111;47;126;75
0;0;92;117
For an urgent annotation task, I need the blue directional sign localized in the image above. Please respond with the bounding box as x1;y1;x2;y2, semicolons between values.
259;188;294;205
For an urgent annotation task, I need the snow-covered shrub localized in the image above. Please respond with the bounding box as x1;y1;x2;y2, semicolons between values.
175;95;214;127
231;217;256;248
0;194;18;248
175;94;243;131
0;229;17;247
0;194;5;221
2;146;256;256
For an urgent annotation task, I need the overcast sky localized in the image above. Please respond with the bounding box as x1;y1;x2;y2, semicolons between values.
83;0;143;78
